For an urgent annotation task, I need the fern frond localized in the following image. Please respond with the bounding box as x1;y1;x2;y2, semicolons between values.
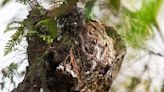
2;63;18;78
15;0;29;4
4;21;23;33
4;27;24;55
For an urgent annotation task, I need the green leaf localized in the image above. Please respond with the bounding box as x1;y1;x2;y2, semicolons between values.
40;35;53;44
47;19;58;39
36;18;57;39
8;63;18;72
2;63;18;78
4;27;24;55
4;21;23;33
35;19;49;27
27;29;38;36
15;0;29;4
84;0;96;21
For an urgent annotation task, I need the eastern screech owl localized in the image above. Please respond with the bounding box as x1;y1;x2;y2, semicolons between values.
46;6;125;92
77;20;116;91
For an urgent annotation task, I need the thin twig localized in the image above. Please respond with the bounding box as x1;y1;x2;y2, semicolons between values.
141;47;164;57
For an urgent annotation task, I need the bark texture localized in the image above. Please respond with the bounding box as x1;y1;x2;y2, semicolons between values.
13;5;126;92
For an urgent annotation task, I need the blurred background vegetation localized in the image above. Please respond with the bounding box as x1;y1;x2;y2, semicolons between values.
0;0;164;92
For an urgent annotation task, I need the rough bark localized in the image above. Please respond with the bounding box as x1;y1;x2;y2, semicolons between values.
13;5;126;92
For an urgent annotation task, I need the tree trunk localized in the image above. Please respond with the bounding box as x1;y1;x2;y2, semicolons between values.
12;5;126;92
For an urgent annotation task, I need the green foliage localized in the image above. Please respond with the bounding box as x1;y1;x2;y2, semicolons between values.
120;0;163;48
47;19;57;39
4;13;58;55
4;22;24;55
16;0;30;4
84;0;96;21
4;21;23;33
0;0;29;7
40;35;53;44
36;19;58;43
27;29;38;36
2;63;18;78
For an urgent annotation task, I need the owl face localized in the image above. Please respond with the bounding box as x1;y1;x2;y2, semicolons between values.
80;20;116;68
75;20;116;91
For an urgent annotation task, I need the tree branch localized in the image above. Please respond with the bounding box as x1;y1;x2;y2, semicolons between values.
142;48;164;57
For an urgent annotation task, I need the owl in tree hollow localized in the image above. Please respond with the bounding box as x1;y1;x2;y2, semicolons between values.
45;5;126;92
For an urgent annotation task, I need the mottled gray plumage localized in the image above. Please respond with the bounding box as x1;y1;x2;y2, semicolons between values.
45;6;126;92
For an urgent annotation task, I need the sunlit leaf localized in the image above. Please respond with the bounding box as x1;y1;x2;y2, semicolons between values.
40;35;53;44
47;19;58;39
